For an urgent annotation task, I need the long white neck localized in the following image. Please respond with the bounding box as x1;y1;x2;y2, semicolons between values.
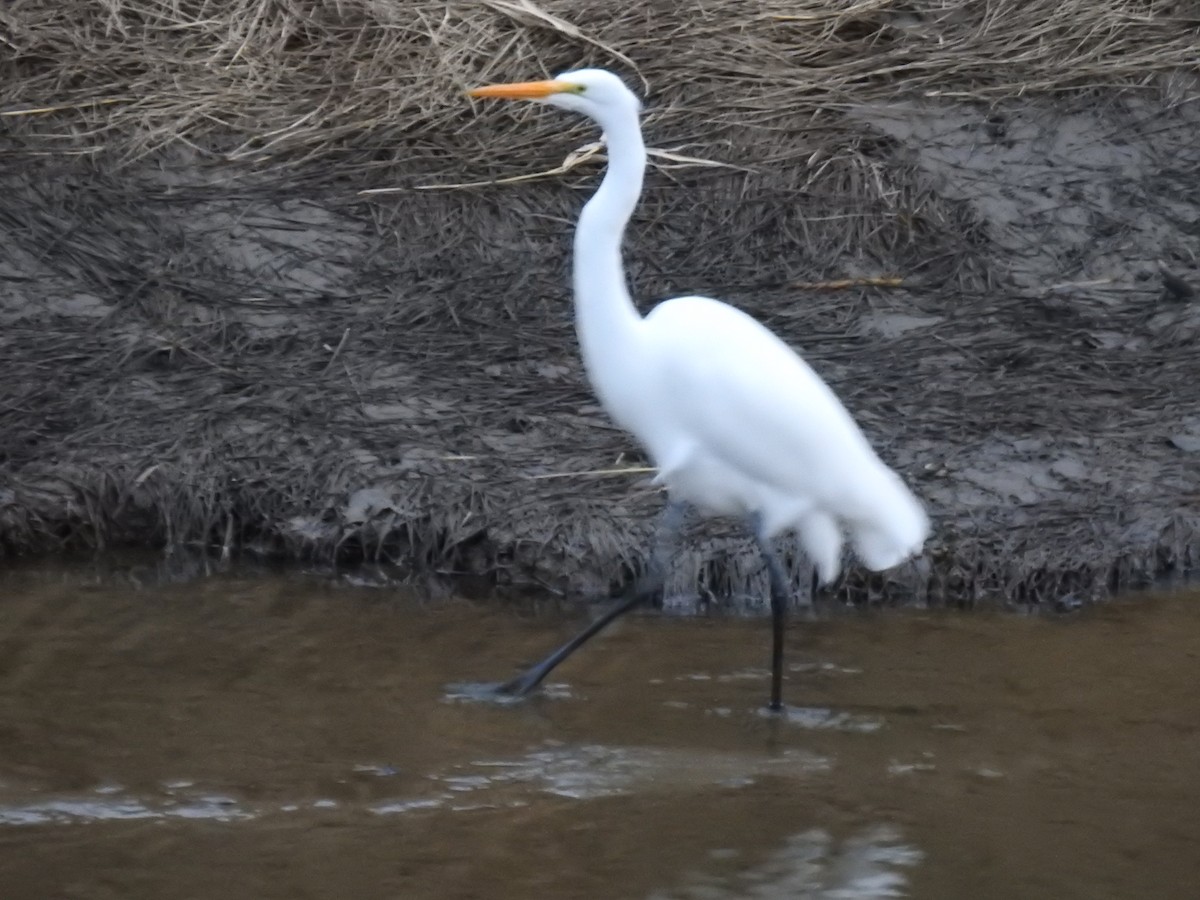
572;106;647;404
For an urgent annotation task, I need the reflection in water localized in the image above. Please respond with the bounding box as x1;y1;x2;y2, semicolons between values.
650;826;921;900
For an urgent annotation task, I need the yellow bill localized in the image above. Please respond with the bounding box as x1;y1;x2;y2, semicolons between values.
467;79;579;100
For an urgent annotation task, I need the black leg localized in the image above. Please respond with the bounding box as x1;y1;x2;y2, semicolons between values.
750;520;793;712
493;501;688;698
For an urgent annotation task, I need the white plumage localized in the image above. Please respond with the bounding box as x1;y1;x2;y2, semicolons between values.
469;68;929;708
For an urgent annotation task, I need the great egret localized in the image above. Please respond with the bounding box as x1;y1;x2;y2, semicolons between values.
468;69;929;710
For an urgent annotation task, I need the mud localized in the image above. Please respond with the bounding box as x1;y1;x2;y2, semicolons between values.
2;92;1198;606
0;564;1198;898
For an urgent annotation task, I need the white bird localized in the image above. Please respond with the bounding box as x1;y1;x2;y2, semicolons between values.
468;69;929;710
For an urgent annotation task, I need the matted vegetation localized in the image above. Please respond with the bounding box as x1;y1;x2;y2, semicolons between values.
2;0;1198;606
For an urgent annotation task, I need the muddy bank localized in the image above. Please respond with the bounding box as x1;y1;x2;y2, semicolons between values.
2;3;1199;606
3;93;1198;607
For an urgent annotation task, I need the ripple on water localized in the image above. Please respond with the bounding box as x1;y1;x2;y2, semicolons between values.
442;680;574;704
765;706;885;733
369;742;831;815
0;784;252;826
0;742;830;827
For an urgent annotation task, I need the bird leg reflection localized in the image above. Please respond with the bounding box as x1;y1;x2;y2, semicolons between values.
493;501;688;698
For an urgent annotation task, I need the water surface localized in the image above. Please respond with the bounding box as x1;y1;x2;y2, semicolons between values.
0;565;1197;898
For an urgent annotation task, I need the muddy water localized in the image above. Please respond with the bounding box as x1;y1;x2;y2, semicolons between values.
0;566;1197;899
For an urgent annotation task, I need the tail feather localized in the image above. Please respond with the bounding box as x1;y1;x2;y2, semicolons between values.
798;511;844;585
848;469;930;572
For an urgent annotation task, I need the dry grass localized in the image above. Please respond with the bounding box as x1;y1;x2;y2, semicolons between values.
4;0;1198;166
1;0;1198;606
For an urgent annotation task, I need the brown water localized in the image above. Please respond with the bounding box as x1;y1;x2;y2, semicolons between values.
0;565;1197;899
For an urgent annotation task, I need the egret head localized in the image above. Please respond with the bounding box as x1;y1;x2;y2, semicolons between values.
468;68;641;126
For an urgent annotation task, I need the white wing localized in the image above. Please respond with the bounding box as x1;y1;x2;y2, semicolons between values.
645;296;875;498
643;295;928;568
